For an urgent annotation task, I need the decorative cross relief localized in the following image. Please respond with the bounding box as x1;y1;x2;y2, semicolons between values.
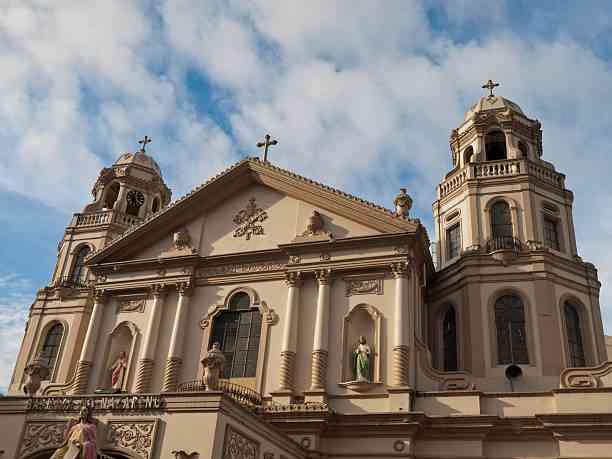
233;197;268;240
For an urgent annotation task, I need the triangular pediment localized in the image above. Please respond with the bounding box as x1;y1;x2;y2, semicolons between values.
87;158;421;264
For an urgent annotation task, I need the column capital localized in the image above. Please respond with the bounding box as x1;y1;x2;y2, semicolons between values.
315;268;332;285
176;281;193;297
391;261;410;278
150;284;168;298
93;289;107;303
285;271;303;287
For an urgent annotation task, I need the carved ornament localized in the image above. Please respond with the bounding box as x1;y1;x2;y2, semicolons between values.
289;255;301;264
345;278;383;296
200;301;277;329
198;261;285;277
233;197;268;240
107;420;157;459
390;261;410;278
292;211;333;243
560;361;612;388
19;421;66;458
173;451;199;459
222;425;259;459
315;268;332;285
117;297;146;313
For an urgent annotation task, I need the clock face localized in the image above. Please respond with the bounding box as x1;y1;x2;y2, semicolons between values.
126;190;145;207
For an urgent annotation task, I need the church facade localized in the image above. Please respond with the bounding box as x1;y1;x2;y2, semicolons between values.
1;86;612;459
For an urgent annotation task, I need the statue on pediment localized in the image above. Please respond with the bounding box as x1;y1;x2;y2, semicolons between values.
393;188;412;218
293;210;333;242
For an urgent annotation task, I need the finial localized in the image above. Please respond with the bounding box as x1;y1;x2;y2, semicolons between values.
256;134;278;162
482;79;500;98
138;135;152;153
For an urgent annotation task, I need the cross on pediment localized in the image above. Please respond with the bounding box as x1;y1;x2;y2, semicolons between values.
256;134;278;162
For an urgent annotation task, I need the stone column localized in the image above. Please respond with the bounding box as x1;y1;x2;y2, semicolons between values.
72;291;106;394
277;272;302;393
113;183;127;212
161;283;192;392
310;269;332;391
135;285;166;393
391;262;410;387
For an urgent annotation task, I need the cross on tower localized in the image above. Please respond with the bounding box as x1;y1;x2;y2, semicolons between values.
138;135;152;152
256;134;278;162
482;79;500;98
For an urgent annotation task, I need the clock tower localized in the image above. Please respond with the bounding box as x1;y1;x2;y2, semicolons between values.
50;139;171;289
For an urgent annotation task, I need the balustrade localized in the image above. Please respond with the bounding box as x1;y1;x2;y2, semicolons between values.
177;379;262;408
72;210;142;228
486;236;522;253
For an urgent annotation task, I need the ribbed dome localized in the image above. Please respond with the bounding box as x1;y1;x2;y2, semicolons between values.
464;95;524;122
114;150;162;175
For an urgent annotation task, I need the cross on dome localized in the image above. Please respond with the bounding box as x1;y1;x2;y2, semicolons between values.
138;135;152;152
482;79;500;98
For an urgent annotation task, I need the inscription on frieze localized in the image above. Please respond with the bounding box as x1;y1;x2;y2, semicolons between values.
26;395;163;412
198;261;285;277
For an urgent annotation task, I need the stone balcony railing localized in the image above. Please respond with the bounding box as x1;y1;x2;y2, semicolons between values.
438;159;566;198
70;210;143;228
176;379;262;409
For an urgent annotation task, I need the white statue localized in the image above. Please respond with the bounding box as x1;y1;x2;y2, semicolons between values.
109;351;128;392
353;336;372;382
201;342;225;391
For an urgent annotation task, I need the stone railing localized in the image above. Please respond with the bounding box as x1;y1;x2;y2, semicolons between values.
71;210;142;228
486;236;522;253
473;159;522;178
438;159;566;199
58;275;90;289
176;379;262;408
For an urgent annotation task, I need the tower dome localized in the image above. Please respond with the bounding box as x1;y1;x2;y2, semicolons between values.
114;150;162;176
464;95;525;122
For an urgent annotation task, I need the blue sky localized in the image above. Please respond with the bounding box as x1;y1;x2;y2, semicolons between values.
1;0;612;392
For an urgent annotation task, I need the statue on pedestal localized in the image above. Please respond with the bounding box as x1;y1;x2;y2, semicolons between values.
353;336;372;382
393;188;413;218
109;351;128;392
50;406;98;459
201;342;225;391
23;356;49;395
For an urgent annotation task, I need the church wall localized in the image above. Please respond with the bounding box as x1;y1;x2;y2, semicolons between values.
292;277;317;396
483;440;558;458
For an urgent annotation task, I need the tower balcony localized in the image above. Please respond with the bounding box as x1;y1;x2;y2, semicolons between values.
69;209;143;229
438;159;566;199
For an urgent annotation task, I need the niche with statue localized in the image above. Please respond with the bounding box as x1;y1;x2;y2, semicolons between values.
96;321;139;393
339;304;382;392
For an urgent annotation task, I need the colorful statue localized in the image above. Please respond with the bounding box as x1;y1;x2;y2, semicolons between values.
393;188;413;218
109;351;128;392
50;406;98;459
354;336;372;382
202;342;225;391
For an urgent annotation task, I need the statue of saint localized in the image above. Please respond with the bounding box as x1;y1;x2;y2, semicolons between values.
50;406;98;459
201;342;226;391
393;188;413;218
109;351;128;392
353;336;372;382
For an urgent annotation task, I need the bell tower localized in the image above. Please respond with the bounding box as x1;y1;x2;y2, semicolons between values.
428;81;606;391
51;138;171;288
433;80;576;268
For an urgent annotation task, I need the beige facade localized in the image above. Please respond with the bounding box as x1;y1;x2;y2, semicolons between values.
1;92;612;459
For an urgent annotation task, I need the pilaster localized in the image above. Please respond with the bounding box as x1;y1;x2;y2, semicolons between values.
162;283;192;392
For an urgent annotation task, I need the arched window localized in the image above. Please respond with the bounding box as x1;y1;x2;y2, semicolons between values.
40;323;64;375
210;292;262;379
151;197;160;214
495;295;529;364
104;182;120;209
485;130;507;161
564;303;586;367
463;146;474;165
70;246;91;286
517;141;528;158
442;307;458;371
491;201;513;239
